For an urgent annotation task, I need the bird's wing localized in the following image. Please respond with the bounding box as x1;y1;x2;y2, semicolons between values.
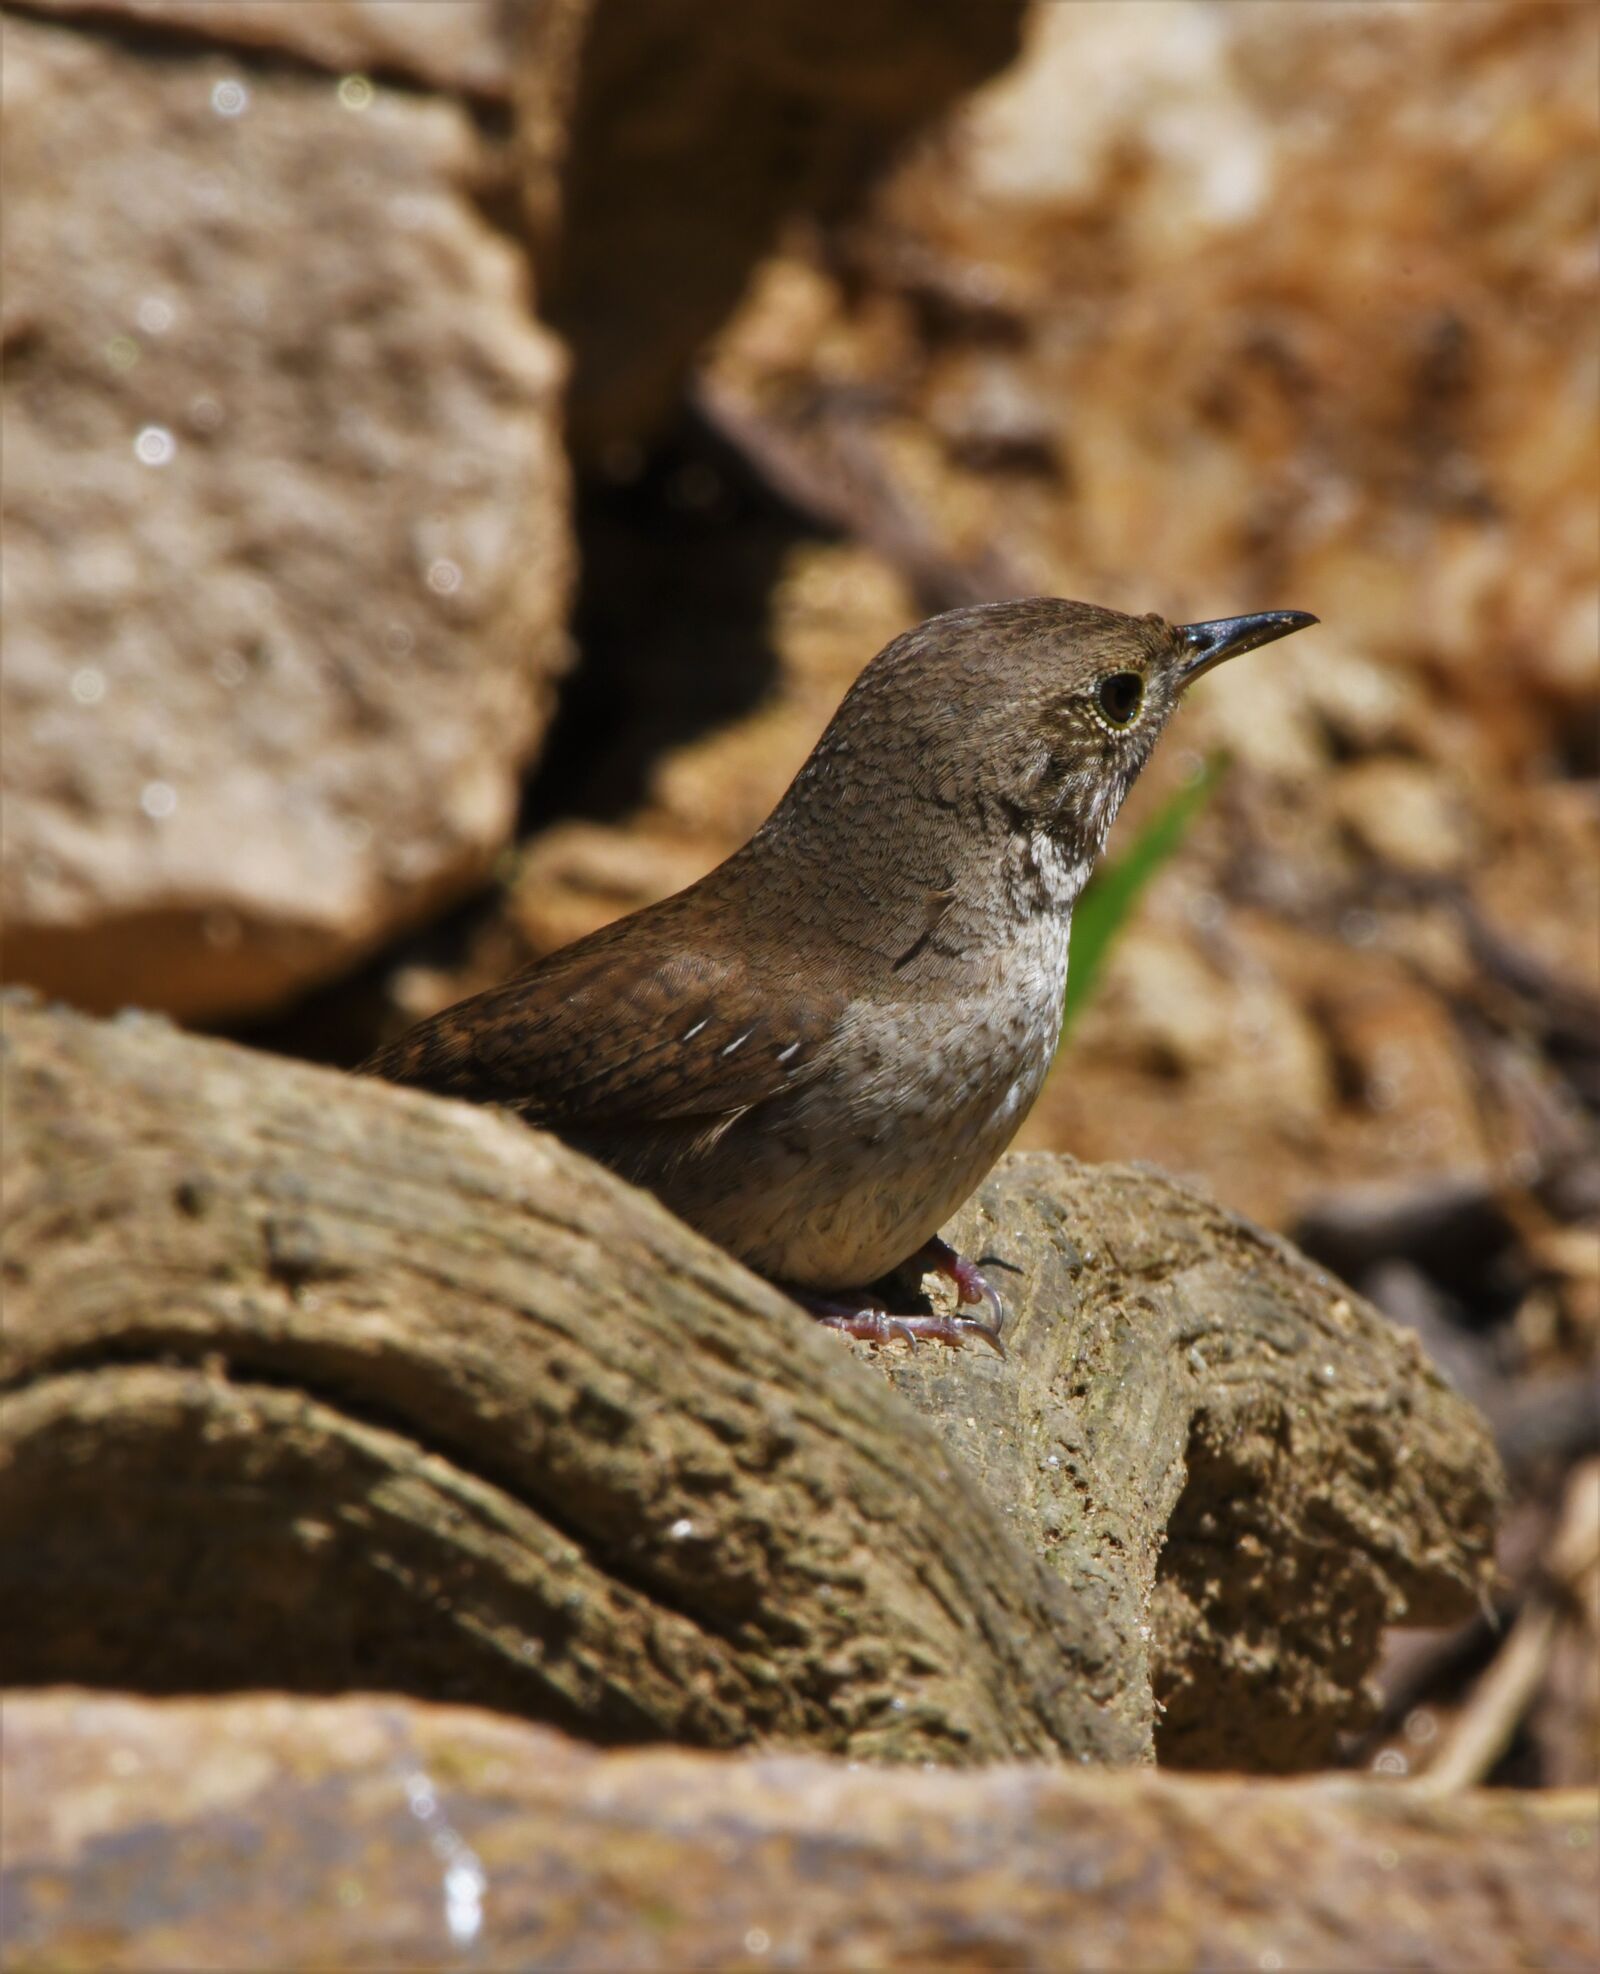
359;901;843;1136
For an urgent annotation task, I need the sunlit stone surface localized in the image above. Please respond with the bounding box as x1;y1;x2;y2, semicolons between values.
1;14;570;1019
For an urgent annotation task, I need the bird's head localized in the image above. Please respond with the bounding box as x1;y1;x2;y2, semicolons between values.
784;597;1317;878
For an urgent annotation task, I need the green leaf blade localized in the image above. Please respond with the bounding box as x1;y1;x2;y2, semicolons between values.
1058;752;1229;1045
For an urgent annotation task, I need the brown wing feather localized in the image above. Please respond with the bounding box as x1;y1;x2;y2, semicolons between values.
359;895;840;1136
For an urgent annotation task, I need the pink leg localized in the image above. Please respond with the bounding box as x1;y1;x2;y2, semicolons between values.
905;1236;1006;1338
785;1243;1005;1358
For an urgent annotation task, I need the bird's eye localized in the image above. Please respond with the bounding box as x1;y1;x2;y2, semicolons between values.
1095;672;1144;727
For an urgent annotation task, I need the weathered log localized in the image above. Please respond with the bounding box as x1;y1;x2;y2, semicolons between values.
0;997;1128;1765
5;1691;1595;1973
0;995;1498;1766
900;1157;1501;1767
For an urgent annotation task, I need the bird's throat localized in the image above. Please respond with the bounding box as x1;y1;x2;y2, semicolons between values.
1025;827;1094;912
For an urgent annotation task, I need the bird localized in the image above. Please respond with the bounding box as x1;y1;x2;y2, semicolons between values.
361;597;1316;1352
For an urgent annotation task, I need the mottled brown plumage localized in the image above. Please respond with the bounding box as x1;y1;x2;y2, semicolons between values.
363;597;1316;1346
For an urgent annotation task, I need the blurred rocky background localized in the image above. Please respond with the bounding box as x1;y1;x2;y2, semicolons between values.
2;0;1595;1834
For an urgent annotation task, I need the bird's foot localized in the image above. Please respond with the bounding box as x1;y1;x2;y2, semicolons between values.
809;1301;1005;1354
787;1242;1005;1357
904;1235;1006;1339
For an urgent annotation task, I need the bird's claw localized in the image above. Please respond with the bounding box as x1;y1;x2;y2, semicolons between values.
788;1240;1006;1356
909;1235;1006;1337
814;1305;1005;1356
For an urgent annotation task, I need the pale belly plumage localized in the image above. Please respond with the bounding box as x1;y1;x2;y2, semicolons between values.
680;909;1073;1287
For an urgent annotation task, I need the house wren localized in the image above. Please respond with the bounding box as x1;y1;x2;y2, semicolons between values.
362;598;1316;1350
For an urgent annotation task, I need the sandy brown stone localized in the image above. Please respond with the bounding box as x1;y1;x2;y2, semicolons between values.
0;14;570;1020
4;1690;1596;1972
19;0;510;96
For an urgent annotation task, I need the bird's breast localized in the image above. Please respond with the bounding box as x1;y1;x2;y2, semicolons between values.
705;907;1072;1288
843;907;1072;1145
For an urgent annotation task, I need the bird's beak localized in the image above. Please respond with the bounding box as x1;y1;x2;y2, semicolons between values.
1177;610;1319;684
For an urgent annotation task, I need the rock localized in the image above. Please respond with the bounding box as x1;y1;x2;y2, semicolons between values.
727;0;1599;722
5;1691;1597;1971
511;0;1028;453
0;14;571;1021
1332;758;1478;875
22;0;511;97
0;996;1499;1769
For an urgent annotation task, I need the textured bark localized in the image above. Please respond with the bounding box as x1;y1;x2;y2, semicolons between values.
1;995;1498;1767
5;1691;1596;1974
0;996;1130;1767
895;1157;1502;1767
